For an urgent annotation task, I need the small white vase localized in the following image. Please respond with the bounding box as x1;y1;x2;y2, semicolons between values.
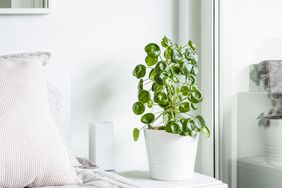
144;129;199;181
265;119;282;166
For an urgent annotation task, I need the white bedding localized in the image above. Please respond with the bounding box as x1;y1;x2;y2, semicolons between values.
43;158;142;188
43;168;142;188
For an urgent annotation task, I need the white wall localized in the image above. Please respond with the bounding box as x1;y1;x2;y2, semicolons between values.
0;0;216;173
230;0;282;93
70;0;178;171
0;0;177;172
178;0;213;176
221;0;282;185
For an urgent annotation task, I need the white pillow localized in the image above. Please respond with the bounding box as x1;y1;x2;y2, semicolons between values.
0;52;81;187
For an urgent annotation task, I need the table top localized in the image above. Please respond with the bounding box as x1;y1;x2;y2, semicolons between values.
119;171;228;188
238;157;282;175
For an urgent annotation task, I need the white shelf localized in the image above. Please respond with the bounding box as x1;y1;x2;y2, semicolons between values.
237;157;282;188
0;8;52;14
238;157;282;176
119;171;228;188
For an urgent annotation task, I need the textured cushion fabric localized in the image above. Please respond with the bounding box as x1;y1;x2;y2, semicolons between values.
46;81;80;167
0;52;80;187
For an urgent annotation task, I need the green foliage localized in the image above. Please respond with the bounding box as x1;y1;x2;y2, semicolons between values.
133;128;140;141
133;64;146;78
132;102;145;115
132;36;210;141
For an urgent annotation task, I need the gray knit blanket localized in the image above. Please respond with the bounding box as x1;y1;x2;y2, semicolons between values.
43;157;142;188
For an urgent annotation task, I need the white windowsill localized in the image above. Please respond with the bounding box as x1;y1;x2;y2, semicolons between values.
119;171;228;188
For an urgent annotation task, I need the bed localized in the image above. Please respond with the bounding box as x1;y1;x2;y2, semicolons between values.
0;52;142;188
44;163;142;188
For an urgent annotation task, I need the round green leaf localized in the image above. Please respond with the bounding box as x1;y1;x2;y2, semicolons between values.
171;75;179;83
191;103;198;110
201;126;210;137
180;85;189;96
170;65;180;74
180;131;190;136
191;65;198;75
188;40;196;50
163;111;173;122
183;119;198;137
141;113;155;124
133;128;140;141
180;62;192;75
138;90;151;103
161;36;172;48
170;86;175;95
138;79;143;91
179;102;190;113
145;56;158;66
190;85;198;92
172;50;182;63
133;64;146;79
187;75;196;85
154;92;169;105
174;87;180;95
190;54;199;64
155;61;167;74
147;100;153;108
163;76;173;87
185;50;198;64
184;48;192;59
159;103;169;109
165;121;181;134
159;72;168;79
154;74;163;85
188;90;202;103
149;69;156;80
194;115;206;131
152;83;163;92
132;102;145;115
164;48;173;60
182;119;194;132
145;43;161;58
191;130;198;137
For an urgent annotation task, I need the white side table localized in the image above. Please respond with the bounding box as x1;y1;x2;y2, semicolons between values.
119;171;227;188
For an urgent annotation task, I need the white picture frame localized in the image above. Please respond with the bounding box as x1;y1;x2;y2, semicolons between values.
0;0;52;15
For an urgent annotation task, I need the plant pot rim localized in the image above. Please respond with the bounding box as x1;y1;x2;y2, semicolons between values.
144;128;164;131
144;129;167;133
144;128;198;139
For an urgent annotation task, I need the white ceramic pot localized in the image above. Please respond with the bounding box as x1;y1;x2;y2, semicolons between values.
144;129;199;181
265;119;282;166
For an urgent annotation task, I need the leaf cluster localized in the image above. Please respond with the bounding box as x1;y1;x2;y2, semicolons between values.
132;36;210;141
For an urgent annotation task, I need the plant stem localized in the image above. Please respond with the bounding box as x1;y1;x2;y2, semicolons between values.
139;125;149;131
154;110;164;115
183;44;189;48
143;80;152;86
150;113;163;127
175;97;188;106
180;113;196;118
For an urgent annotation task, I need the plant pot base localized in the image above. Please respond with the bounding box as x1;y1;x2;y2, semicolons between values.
149;172;194;181
144;129;199;181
